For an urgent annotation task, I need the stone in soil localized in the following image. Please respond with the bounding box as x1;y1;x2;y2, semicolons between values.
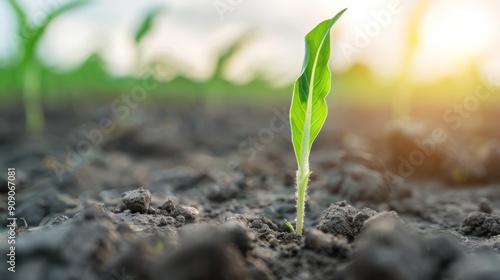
121;187;151;214
158;197;199;223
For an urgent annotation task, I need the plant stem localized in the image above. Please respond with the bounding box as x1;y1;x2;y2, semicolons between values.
23;62;44;134
295;167;310;235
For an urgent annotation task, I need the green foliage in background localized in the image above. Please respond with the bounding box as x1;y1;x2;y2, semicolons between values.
0;2;495;121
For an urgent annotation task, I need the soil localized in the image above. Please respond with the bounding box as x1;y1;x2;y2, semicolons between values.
0;102;499;280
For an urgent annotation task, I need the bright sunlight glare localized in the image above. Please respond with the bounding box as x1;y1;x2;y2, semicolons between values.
420;2;494;57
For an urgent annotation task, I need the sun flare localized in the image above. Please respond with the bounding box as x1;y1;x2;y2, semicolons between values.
420;2;494;57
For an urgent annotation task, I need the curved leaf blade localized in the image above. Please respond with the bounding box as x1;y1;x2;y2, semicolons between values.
22;0;89;64
6;0;29;31
134;7;164;44
290;9;346;167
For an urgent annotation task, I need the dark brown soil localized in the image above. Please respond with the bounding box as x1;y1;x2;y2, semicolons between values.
0;102;499;280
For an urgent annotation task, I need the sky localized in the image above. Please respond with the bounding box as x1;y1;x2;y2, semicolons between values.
0;0;499;85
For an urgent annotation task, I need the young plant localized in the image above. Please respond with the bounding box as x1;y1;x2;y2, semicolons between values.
6;0;87;134
133;7;165;74
289;9;347;235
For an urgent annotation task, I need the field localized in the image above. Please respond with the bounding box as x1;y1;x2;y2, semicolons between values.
1;99;499;279
1;0;500;279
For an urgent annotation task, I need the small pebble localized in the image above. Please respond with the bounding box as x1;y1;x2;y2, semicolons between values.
160;198;176;213
121;187;151;214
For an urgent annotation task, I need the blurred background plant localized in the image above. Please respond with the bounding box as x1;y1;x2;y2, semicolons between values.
133;6;164;75
5;0;88;134
0;0;498;133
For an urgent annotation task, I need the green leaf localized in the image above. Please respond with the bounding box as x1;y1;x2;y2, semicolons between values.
134;7;164;44
6;0;29;32
6;0;89;134
290;9;347;168
12;0;89;65
6;0;30;62
283;219;296;234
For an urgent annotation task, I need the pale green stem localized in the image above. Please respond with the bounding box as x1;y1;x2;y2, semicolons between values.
135;45;143;76
295;168;310;235
23;62;44;134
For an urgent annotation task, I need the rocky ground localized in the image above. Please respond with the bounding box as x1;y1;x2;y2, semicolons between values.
0;103;499;280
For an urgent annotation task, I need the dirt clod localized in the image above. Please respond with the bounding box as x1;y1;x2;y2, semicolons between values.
316;201;376;240
159;197;176;213
121;187;151;214
352;207;378;236
462;212;500;237
3;106;500;280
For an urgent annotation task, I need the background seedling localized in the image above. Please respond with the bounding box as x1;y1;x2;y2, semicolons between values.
289;9;347;235
6;0;87;134
133;7;165;75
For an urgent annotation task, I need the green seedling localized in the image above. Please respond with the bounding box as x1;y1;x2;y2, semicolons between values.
6;0;87;134
134;9;163;44
133;7;165;73
288;9;347;235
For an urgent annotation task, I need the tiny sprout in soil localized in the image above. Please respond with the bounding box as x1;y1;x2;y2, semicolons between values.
287;9;347;235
